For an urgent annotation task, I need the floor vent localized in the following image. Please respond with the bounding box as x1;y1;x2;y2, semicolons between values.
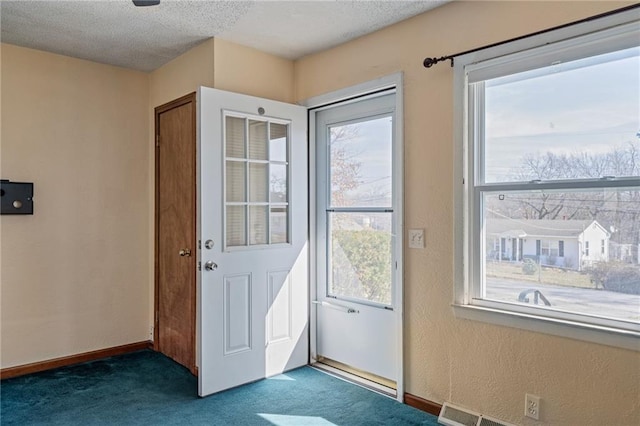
438;403;480;426
478;414;516;426
438;402;516;426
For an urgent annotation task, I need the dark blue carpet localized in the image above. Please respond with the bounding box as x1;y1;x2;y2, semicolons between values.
1;350;438;425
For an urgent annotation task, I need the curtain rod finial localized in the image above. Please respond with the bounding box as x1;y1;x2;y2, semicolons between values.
423;57;438;68
423;56;452;69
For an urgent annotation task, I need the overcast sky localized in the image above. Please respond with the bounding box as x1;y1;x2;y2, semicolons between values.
331;115;392;207
484;46;640;183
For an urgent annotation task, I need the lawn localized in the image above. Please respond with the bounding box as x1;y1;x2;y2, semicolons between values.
486;261;595;289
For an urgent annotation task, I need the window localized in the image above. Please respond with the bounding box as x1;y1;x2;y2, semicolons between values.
224;114;290;248
541;240;559;258
317;93;397;307
454;12;640;343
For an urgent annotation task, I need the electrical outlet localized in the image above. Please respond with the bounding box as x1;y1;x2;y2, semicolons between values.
525;394;540;420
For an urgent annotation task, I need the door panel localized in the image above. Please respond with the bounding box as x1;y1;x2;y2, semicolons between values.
198;87;308;396
155;94;196;374
315;93;398;383
223;274;252;355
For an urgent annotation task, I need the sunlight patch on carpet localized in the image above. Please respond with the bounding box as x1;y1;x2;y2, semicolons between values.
266;373;296;381
258;413;337;425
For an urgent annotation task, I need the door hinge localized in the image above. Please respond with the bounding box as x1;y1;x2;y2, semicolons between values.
198;261;202;271
155;134;160;147
198;240;201;250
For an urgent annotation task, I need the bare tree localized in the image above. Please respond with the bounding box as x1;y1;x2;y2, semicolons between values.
329;126;362;207
499;139;640;261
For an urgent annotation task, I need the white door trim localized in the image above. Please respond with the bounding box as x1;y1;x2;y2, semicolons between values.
303;72;404;402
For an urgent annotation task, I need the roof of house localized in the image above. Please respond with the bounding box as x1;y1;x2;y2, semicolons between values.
486;219;607;239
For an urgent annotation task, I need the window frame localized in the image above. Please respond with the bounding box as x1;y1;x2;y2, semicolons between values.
316;93;397;309
541;240;559;258
222;111;293;251
303;72;405;402
453;9;640;350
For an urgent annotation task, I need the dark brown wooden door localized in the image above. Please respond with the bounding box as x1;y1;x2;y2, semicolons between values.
155;93;196;374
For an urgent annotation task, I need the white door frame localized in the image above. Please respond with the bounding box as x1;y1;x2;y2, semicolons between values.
301;73;404;402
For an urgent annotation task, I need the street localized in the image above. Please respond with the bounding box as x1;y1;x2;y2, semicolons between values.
486;277;640;322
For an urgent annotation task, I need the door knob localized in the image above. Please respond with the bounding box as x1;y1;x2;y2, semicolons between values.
204;261;217;271
179;248;192;257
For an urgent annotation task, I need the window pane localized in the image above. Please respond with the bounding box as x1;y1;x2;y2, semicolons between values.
224;116;290;250
481;47;640;183
271;206;288;244
225;160;245;202
226;206;246;247
249;163;268;202
249;120;268;160
483;188;640;323
249;206;268;245
329;116;392;207
270;123;288;162
226;116;245;158
329;212;392;305
270;164;287;203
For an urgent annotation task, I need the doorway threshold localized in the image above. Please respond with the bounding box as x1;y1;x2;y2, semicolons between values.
311;359;396;399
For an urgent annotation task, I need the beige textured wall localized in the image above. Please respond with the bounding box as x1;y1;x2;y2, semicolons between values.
148;36;294;111
0;44;150;368
295;2;639;425
149;38;215;109
213;38;295;103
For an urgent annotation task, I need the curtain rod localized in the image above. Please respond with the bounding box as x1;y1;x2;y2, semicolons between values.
422;3;640;69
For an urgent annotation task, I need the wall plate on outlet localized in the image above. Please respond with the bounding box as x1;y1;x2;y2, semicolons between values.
408;229;425;249
525;393;540;420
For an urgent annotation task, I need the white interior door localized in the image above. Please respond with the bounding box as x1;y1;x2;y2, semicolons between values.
198;87;308;397
314;92;400;388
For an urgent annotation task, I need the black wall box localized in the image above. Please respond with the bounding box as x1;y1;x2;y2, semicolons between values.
1;180;34;215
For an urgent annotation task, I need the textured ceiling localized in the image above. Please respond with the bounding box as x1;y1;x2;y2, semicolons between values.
0;0;449;72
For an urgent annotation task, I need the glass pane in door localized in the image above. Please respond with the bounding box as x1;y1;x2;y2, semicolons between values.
249;205;268;245
270;206;288;244
249;120;268;160
270;123;288;162
329;116;392;208
249;163;269;202
226;160;245;202
226;116;246;158
224;113;291;249
226;205;246;246
270;164;287;203
329;212;392;305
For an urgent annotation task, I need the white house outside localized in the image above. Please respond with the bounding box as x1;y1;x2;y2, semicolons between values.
486;219;611;271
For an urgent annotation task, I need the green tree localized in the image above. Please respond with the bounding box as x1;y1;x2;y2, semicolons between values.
331;229;392;304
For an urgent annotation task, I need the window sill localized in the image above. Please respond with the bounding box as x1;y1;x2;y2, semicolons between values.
452;303;640;352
